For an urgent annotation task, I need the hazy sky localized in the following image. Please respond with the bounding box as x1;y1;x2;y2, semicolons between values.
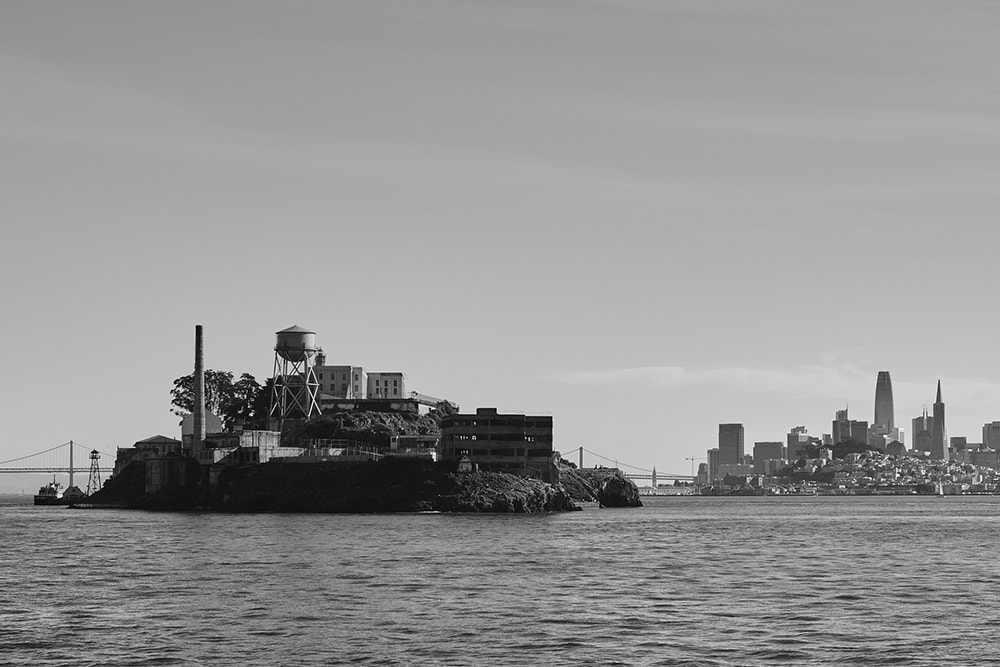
3;1;1000;489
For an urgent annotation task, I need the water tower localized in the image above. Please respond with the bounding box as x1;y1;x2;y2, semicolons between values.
269;324;322;425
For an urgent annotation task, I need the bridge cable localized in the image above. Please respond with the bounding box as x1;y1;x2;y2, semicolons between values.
0;441;72;466
69;441;117;458
581;447;653;474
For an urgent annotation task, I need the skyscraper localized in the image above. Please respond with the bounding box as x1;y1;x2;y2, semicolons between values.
983;422;1000;450
786;426;811;461
931;380;949;461
874;371;894;431
707;448;720;484
753;441;784;474
912;407;934;454
718;423;745;466
832;408;868;445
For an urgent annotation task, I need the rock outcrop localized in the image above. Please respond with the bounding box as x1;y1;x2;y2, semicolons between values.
436;471;578;512
559;465;642;507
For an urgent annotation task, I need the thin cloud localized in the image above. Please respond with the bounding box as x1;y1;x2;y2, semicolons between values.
550;364;1000;406
548;364;871;400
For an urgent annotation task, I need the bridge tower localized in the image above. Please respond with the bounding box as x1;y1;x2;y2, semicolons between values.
86;449;101;495
269;325;322;428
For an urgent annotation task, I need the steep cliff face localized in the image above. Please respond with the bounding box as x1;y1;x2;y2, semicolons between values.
559;466;642;507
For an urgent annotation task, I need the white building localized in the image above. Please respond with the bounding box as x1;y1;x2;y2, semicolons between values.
315;364;366;399
367;371;406;399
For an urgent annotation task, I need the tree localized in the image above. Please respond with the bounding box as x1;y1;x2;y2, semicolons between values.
170;370;264;430
228;373;264;427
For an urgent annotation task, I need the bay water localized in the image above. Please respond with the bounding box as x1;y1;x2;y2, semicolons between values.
2;494;998;666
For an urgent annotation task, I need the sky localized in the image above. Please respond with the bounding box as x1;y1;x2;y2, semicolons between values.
2;1;1000;490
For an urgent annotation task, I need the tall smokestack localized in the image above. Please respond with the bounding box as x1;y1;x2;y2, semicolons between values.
194;324;206;457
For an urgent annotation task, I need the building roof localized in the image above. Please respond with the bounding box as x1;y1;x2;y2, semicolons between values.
134;435;182;445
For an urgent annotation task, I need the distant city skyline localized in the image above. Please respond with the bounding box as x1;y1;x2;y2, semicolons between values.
700;371;1000;484
4;2;1000;490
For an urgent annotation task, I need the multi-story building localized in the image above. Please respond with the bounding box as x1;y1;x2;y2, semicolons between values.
113;435;183;476
696;462;709;485
707;448;720;484
832;409;868;445
439;408;556;482
787;426;812;461
367;372;406;399
313;360;407;401
931;381;948;461
973;448;999;469
874;371;894;432
315;364;366;399
718;463;754;481
912;408;934;453
718;423;744;466
753;441;784;474
983;422;1000;450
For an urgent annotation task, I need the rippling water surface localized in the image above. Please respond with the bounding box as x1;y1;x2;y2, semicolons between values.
2;495;999;666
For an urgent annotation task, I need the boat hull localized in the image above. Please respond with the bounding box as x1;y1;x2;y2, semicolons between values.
33;496;71;506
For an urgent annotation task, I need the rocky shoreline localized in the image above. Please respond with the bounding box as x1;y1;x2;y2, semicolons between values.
89;457;582;513
558;465;643;507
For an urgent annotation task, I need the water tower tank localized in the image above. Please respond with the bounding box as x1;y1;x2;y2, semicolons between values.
275;325;317;362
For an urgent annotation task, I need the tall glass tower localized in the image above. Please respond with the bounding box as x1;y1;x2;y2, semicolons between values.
874;371;894;431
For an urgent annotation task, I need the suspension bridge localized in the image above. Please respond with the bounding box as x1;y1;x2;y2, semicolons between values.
0;441;116;475
0;441;692;488
559;446;694;483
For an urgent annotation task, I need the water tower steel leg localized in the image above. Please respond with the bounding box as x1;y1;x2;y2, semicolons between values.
87;449;102;496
